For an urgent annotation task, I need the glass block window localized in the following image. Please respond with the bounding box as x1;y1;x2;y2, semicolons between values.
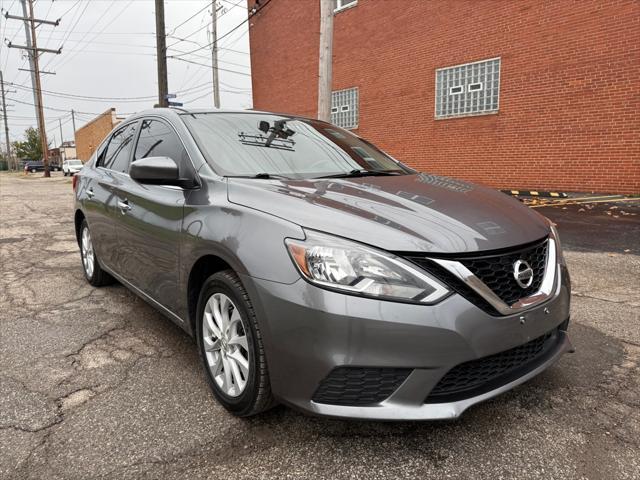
435;58;501;119
331;87;359;129
334;0;357;12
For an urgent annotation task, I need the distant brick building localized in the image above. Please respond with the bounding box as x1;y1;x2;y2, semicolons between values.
48;141;77;165
248;0;639;194
75;108;123;161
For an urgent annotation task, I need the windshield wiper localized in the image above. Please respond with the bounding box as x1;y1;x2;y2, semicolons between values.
315;169;405;179
226;173;290;180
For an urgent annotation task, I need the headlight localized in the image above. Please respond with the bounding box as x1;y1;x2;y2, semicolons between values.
285;230;450;304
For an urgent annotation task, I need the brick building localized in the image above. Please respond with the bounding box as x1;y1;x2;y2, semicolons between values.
248;0;639;194
48;141;77;165
75;108;124;161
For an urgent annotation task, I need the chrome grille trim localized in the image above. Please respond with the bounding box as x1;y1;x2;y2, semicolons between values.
428;236;559;315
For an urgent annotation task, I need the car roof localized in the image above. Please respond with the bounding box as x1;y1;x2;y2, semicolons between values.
126;108;318;124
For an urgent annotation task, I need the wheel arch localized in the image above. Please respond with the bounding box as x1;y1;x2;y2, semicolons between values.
187;254;237;336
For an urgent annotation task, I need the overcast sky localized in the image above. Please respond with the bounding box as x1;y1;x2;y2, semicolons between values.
0;0;252;146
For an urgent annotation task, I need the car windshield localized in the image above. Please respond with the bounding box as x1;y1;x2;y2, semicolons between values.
69;160;82;166
182;113;412;179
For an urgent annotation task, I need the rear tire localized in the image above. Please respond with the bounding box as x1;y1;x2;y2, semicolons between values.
79;220;113;287
196;270;276;417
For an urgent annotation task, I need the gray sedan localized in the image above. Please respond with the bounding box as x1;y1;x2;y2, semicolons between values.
73;108;571;420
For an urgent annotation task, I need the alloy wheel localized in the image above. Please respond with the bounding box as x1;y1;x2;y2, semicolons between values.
202;293;250;397
81;227;95;278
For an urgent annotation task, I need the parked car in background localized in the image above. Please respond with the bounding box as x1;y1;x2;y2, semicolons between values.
23;160;61;173
24;161;44;173
63;159;83;176
73;108;572;420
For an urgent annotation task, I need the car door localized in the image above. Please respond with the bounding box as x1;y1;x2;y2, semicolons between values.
81;122;138;271
113;118;194;314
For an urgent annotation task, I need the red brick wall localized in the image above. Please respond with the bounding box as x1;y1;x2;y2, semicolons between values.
75;109;121;161
249;0;640;194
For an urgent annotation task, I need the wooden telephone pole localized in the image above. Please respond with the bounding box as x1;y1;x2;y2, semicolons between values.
211;1;221;109
5;0;61;176
155;0;169;107
317;0;334;122
0;71;12;169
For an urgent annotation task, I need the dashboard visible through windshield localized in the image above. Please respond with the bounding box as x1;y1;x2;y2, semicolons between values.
182;112;413;179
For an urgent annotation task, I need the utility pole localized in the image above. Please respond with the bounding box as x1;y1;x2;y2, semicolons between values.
58;117;65;162
71;109;76;139
1;70;12;170
317;0;334;122
155;0;169;107
27;0;51;176
211;1;222;109
5;0;61;177
20;0;39;116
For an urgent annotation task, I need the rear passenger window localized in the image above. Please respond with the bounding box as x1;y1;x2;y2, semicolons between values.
133;120;191;176
100;123;137;173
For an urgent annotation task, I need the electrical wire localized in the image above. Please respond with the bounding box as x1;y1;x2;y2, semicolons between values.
167;56;251;77
41;0;91;71
166;2;211;37
7;80;217;102
174;0;272;58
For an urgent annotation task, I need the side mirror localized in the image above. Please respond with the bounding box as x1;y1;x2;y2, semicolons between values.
130;157;195;188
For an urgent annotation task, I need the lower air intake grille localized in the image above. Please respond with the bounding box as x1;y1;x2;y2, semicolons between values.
312;367;412;406
425;328;559;403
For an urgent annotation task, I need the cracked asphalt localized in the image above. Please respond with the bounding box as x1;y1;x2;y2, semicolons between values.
1;172;639;480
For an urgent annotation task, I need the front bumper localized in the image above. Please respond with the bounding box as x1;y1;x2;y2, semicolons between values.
242;263;571;420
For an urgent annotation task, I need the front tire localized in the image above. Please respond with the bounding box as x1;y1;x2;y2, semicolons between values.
79;220;113;286
196;270;275;417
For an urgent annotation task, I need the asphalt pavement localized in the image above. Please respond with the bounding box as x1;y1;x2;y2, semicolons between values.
1;172;639;480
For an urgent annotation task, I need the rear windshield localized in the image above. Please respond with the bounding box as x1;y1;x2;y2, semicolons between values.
182;113;412;179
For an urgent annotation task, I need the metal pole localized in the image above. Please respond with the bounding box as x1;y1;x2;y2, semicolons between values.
27;0;50;176
155;0;168;107
317;0;333;122
211;1;220;109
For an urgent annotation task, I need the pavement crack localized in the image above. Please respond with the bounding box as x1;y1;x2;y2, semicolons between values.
571;291;639;308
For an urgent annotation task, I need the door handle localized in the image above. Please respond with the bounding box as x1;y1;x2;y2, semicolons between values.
86;188;95;198
117;199;132;213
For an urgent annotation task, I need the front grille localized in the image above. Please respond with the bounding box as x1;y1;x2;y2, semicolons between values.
312;367;412;406
405;237;548;314
425;328;559;403
459;240;548;305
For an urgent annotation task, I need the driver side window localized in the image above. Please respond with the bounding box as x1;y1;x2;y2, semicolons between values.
132;119;191;177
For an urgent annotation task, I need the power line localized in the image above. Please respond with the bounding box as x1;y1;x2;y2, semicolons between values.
49;0;121;70
7;96;135;116
41;0;90;70
7;79;215;101
167;56;251;77
166;2;211;36
166;0;249;51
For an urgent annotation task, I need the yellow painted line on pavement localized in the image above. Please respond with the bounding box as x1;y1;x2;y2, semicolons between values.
529;194;623;204
530;197;640;208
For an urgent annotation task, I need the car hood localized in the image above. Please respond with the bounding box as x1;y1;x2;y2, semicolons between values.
227;173;550;254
